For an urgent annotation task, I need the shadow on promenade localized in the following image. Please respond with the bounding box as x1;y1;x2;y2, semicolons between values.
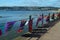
21;19;60;40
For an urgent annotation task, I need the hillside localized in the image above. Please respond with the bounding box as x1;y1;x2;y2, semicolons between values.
0;7;59;11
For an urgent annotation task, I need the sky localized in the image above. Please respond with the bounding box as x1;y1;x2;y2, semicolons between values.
0;0;60;7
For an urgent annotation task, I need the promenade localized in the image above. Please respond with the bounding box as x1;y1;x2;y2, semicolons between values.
13;21;60;40
40;21;60;40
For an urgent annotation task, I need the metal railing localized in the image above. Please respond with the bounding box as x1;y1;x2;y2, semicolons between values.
0;13;60;40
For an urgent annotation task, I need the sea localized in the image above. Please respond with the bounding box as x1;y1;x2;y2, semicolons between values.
0;10;58;35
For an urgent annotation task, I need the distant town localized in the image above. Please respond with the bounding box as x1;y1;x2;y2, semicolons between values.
0;7;59;11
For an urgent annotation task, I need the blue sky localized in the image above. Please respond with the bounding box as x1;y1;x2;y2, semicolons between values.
0;0;60;7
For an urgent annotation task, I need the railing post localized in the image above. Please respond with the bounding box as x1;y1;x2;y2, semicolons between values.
0;29;2;36
49;13;50;22
42;13;44;27
57;13;60;19
28;15;33;33
52;13;55;21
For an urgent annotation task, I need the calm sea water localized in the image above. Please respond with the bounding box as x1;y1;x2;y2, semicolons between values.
0;10;57;35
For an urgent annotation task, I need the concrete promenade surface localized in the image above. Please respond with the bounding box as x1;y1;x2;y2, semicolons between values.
13;21;60;40
40;21;60;40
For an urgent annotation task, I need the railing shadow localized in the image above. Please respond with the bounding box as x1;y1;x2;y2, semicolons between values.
21;19;60;40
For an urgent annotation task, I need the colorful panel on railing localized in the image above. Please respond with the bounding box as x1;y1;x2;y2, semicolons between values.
5;21;16;32
17;20;26;33
36;15;42;27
